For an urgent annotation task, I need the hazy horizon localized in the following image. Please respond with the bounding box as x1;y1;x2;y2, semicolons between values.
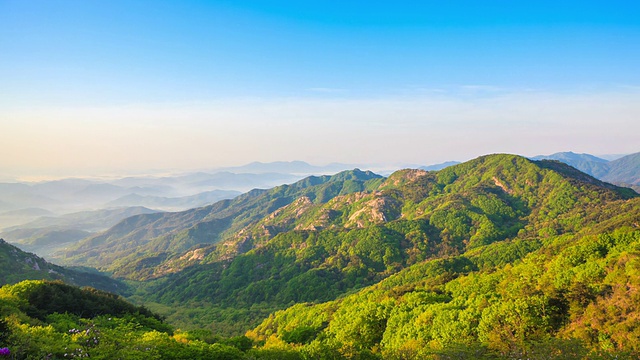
2;1;639;180
0;150;633;183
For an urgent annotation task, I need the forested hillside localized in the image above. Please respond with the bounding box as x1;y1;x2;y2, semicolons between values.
248;215;640;358
3;154;639;358
0;239;125;294
57;169;382;278
0;280;259;359
129;154;639;339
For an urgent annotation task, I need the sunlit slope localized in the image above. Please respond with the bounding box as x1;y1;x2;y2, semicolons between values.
130;154;637;336
248;200;640;358
58;170;382;274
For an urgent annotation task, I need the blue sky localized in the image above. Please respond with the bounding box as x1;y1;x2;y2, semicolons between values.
1;1;639;178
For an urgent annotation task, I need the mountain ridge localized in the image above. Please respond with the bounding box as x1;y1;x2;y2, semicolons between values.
98;154;638;336
56;169;383;273
0;238;126;294
58;154;637;280
533;151;640;192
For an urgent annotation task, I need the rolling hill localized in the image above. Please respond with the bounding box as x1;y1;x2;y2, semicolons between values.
56;169;383;273
0;239;126;294
127;155;637;334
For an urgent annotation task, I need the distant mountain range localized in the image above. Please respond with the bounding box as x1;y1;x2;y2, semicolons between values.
418;160;461;171
105;190;241;211
3;153;638;262
55;169;383;274
0;169;306;230
532;151;640;192
3;206;160;232
0;206;161;258
212;161;361;174
0;160;461;228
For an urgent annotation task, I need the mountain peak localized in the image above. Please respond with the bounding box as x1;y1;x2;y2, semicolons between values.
533;151;609;164
330;168;382;182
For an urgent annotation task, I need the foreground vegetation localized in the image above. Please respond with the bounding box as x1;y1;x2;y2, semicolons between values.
0;280;263;359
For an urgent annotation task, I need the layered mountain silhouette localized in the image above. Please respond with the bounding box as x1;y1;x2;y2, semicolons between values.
533;151;640;191
1;206;161;258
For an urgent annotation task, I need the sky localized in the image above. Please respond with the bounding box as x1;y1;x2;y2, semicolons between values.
1;1;640;179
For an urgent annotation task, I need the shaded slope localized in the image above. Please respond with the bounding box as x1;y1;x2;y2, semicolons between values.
533;151;640;192
4;228;91;258
1;206;162;260
2;280;159;322
0;239;126;294
602;152;640;189
2;206;160;232
531;151;610;177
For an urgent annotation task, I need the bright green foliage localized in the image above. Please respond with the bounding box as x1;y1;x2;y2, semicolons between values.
134;154;640;336
66;155;640;352
59;169;382;279
1;281;167;329
248;225;640;358
0;280;284;359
